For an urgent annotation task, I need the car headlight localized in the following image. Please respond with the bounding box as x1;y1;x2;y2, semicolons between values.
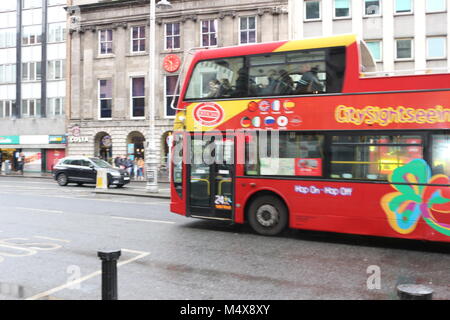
110;171;121;177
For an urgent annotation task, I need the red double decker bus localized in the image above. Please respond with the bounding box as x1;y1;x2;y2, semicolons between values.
170;34;450;242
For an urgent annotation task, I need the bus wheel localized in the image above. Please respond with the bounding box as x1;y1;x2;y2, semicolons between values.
248;195;288;236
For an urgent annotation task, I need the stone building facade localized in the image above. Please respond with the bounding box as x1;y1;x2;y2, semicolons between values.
67;0;288;175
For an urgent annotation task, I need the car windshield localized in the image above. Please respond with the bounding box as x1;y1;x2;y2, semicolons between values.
89;158;112;168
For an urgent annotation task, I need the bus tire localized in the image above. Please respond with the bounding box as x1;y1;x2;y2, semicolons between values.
248;195;288;236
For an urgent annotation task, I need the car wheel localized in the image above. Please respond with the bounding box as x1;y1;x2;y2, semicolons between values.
116;184;124;188
248;195;288;236
57;173;68;186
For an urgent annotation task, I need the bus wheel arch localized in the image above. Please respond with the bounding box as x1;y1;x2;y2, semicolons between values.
244;190;289;236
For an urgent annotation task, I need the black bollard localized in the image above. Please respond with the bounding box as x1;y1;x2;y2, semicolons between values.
98;249;121;300
397;284;433;300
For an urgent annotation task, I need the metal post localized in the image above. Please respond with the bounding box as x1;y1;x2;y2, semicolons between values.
146;0;172;193
97;249;121;300
397;284;433;300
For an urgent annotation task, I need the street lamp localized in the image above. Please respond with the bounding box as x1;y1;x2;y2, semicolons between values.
146;0;172;193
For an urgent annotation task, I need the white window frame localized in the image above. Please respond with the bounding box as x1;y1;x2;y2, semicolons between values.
131;26;146;53
363;0;382;17
0;100;14;118
425;0;446;13
98;79;113;120
130;76;146;119
0;64;16;84
21;99;41;118
47;97;64;117
239;16;257;45
22;25;42;46
22;61;42;82
98;29;113;55
394;0;413;15
0;28;17;48
200;19;218;48
48;22;66;43
426;36;447;60
164;75;179;119
47;60;65;81
164;22;181;50
395;38;414;61
333;0;351;19
304;0;322;21
365;40;383;62
23;0;42;10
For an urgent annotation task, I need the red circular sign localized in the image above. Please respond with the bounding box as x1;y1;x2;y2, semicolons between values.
163;54;181;73
193;103;224;127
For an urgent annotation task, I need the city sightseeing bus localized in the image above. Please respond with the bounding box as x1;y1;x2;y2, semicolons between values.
170;34;450;242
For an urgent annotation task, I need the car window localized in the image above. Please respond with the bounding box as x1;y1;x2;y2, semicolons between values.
80;160;92;167
70;160;82;166
89;158;112;168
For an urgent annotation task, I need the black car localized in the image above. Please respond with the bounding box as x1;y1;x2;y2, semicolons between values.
53;156;130;187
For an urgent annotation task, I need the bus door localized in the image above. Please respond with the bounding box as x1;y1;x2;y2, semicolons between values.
187;133;235;220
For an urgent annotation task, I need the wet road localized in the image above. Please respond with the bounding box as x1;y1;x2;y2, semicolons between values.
0;177;449;300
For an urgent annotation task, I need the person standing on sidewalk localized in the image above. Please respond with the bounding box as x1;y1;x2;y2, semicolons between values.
17;152;25;175
0;151;3;174
137;157;145;181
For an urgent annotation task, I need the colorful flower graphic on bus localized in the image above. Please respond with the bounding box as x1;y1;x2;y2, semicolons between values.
381;159;450;236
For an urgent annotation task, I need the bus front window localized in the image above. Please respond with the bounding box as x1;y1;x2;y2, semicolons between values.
185;57;245;100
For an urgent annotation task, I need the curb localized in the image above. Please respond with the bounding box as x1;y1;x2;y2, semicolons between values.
93;190;170;199
0;174;53;179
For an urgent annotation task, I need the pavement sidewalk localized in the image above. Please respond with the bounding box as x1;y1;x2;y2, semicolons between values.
0;172;171;199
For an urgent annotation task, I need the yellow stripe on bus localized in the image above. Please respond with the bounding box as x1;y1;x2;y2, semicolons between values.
274;34;357;52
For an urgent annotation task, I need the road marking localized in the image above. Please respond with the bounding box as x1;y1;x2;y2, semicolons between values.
111;216;175;224
14;207;63;214
33;236;71;243
25;249;150;300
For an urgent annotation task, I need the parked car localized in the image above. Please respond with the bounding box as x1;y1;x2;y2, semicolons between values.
52;156;130;187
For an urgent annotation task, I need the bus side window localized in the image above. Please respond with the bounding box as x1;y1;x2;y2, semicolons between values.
431;134;450;176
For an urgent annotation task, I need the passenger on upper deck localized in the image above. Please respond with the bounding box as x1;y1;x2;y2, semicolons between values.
295;64;324;94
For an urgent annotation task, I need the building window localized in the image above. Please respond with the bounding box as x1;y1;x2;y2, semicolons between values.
0;28;16;48
364;0;381;16
395;39;413;60
240;16;257;44
165;23;180;50
131;26;146;53
21;99;41;118
47;60;65;80
0;64;16;84
305;0;321;20
334;0;350;18
165;75;179;118
22;61;42;81
426;0;446;13
0;101;14;118
395;0;412;14
366;41;382;61
99;29;113;55
47;97;64;117
201;20;218;47
427;37;446;59
23;0;42;9
131;77;145;118
99;79;112;119
48;23;66;43
22;25;42;46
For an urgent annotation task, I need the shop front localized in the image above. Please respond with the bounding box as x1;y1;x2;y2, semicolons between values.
0;135;66;174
